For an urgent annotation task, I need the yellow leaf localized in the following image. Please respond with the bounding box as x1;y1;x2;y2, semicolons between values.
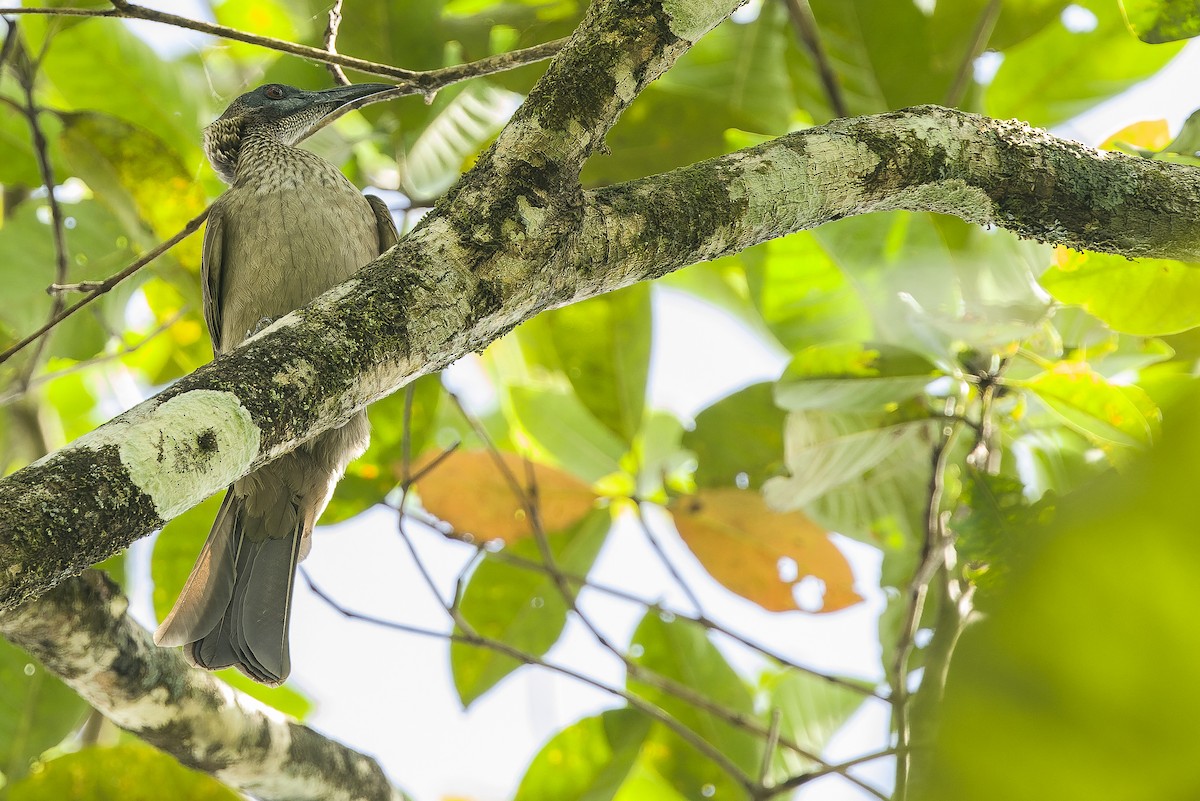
671;488;861;613
416;451;596;543
1099;119;1171;151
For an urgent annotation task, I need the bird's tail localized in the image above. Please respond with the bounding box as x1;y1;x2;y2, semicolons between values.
153;489;303;686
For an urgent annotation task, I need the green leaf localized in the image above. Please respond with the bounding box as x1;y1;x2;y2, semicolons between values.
987;0;1183;127
1024;364;1158;447
514;708;652;801
1119;0;1200;42
59;113;207;269
519;285;651;444
451;510;611;707
0;199;139;361
684;382;787;490
7;744;239;801
324;375;442;523
744;232;872;353
403;83;521;198
584;6;793;185
628;613;760;800
1040;250;1200;336
763;411;938;509
39;21;203;162
775;342;942;411
760;668;870;777
213;0;304;61
507;385;628;484
0;641;88;783
919;394;1200;800
952;470;1056;599
764;410;936;555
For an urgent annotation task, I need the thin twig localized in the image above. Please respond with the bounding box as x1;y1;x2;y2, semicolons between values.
0;209;208;367
765;748;895;799
14;39;70;389
0;310;186;406
322;0;349;86
633;501;705;615
944;0;1001;107
782;0;847;118
443;393;832;769
0;4;564;88
301;567;759;793
414;506;884;699
891;396;965;801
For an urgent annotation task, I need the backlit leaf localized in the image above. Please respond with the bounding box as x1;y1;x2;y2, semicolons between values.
0;641;88;783
8;744;239;801
670;489;861;613
514;708;651;801
1024;363;1158;447
451;510;610;706
417;450;595;544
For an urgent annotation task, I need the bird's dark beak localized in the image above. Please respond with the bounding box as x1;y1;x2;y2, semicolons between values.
304;83;393;115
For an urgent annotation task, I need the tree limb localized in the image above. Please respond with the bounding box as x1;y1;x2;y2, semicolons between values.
2;100;1199;610
0;570;404;801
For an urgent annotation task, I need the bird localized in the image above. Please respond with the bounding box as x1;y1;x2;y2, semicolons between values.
154;83;399;685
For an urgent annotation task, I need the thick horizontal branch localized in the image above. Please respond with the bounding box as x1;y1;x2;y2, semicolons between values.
1;101;1196;609
0;571;403;801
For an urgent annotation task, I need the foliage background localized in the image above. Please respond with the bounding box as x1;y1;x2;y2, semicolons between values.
2;0;1200;799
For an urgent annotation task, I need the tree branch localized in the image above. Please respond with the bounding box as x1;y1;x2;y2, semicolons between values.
0;570;405;801
3;101;1199;609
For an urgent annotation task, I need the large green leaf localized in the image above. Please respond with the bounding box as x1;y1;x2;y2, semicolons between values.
514;708;651;801
627;613;761;801
518;285;651;444
918;395;1200;800
1119;0;1200;42
584;6;793;185
7;744;239;800
987;0;1183;127
0;199;139;361
39;20;203;162
760;668;870;778
1040;250;1200;336
775;342;942;412
743;232;873;353
451;509;611;707
684;382;787;490
1023;364;1158;448
0;641;88;783
507;385;628;484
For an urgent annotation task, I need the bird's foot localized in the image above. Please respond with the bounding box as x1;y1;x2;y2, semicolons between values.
246;316;275;338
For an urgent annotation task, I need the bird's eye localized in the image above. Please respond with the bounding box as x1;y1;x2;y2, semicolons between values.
264;85;285;100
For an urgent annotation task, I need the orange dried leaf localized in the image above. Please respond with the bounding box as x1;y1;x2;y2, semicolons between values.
416;450;595;544
671;488;861;613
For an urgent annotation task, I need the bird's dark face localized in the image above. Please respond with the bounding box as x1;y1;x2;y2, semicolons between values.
202;83;391;183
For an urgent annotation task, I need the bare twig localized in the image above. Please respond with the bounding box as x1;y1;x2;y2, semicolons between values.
782;0;847;118
891;395;965;801
0;4;563;89
944;0;1001;107
0;310;186;406
13;38;70;389
302;566;759;792
441;393;833;772
322;0;349;86
766;748;895;798
633;501;705;615
0;208;208;367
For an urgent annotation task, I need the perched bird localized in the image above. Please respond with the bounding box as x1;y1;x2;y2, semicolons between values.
154;83;398;685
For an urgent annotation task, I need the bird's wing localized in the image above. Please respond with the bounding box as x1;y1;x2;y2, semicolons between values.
201;199;227;354
366;194;400;255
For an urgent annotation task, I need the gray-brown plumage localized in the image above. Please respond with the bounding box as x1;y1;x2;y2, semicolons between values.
154;83;398;685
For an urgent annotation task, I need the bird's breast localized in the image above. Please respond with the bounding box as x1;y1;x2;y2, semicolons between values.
218;182;379;349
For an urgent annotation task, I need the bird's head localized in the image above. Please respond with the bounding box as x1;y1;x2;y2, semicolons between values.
202;82;392;183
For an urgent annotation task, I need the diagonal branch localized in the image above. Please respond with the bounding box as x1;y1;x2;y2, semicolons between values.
0;570;405;801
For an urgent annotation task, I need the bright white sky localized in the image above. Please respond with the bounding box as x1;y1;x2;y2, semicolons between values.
116;3;1200;799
